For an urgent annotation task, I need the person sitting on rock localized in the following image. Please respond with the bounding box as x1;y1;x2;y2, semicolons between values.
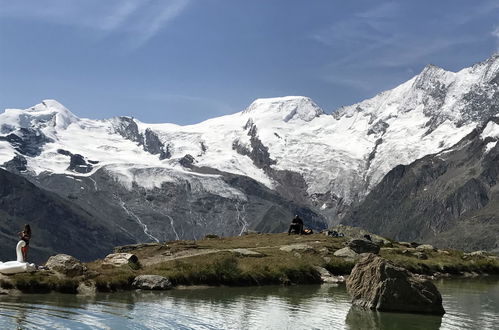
17;224;31;262
288;215;304;235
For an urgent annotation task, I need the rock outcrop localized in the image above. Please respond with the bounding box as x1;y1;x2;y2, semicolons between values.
346;253;445;315
101;253;139;269
347;239;380;254
132;275;172;290
333;247;358;261
45;254;87;277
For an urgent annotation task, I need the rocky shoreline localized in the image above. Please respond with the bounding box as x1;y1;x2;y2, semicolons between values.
0;230;498;297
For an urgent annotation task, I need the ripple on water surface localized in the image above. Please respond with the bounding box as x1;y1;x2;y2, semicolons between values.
0;278;497;330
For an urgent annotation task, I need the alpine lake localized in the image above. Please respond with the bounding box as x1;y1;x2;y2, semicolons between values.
0;277;497;329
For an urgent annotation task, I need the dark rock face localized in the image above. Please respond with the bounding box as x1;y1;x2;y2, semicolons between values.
113;117;171;159
144;129;170;160
57;149;94;173
343;118;499;252
233;120;313;208
113;117;144;145
444;178;489;217
0;128;52;157
367;120;389;136
3;155;28;173
458;87;499;127
347;239;380;254
233;120;276;170
179;154;195;168
69;154;93;173
346;254;445;315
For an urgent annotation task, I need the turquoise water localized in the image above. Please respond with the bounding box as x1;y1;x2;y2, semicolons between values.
0;278;497;329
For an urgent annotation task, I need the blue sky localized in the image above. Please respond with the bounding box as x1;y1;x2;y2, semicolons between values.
1;0;499;125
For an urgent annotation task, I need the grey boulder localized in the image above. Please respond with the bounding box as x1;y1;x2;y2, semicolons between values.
346;253;445;315
333;247;359;260
45;254;87;277
132;275;172;290
347;239;380;254
102;253;139;268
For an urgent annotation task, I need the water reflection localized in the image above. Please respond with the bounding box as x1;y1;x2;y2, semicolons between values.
345;306;442;330
14;306;28;329
0;278;497;329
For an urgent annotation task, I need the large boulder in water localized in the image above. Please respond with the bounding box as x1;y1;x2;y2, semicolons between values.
45;254;87;277
347;239;380;254
346;253;445;315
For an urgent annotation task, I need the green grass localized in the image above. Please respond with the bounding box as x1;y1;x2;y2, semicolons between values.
380;248;499;275
7;273;80;293
2;233;498;294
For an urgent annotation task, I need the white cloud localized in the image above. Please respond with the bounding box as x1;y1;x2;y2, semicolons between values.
311;1;499;92
129;0;190;47
0;0;190;47
493;26;499;51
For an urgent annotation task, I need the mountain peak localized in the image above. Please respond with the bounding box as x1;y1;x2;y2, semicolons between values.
28;99;79;129
243;96;324;122
0;100;79;133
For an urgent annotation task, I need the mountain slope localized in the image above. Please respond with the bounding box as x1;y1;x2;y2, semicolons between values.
342;116;499;252
0;168;135;263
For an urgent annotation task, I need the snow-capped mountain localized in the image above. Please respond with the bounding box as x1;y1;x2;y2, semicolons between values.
1;54;499;255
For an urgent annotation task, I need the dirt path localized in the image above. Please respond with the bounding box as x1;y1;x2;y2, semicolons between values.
141;249;220;266
141;243;316;267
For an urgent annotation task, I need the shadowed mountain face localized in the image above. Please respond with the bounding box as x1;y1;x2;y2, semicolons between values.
33;165;327;244
0;168;135;263
342;117;499;252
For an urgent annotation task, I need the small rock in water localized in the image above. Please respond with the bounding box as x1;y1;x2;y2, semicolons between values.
77;281;96;296
313;266;346;283
132;275;172;290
